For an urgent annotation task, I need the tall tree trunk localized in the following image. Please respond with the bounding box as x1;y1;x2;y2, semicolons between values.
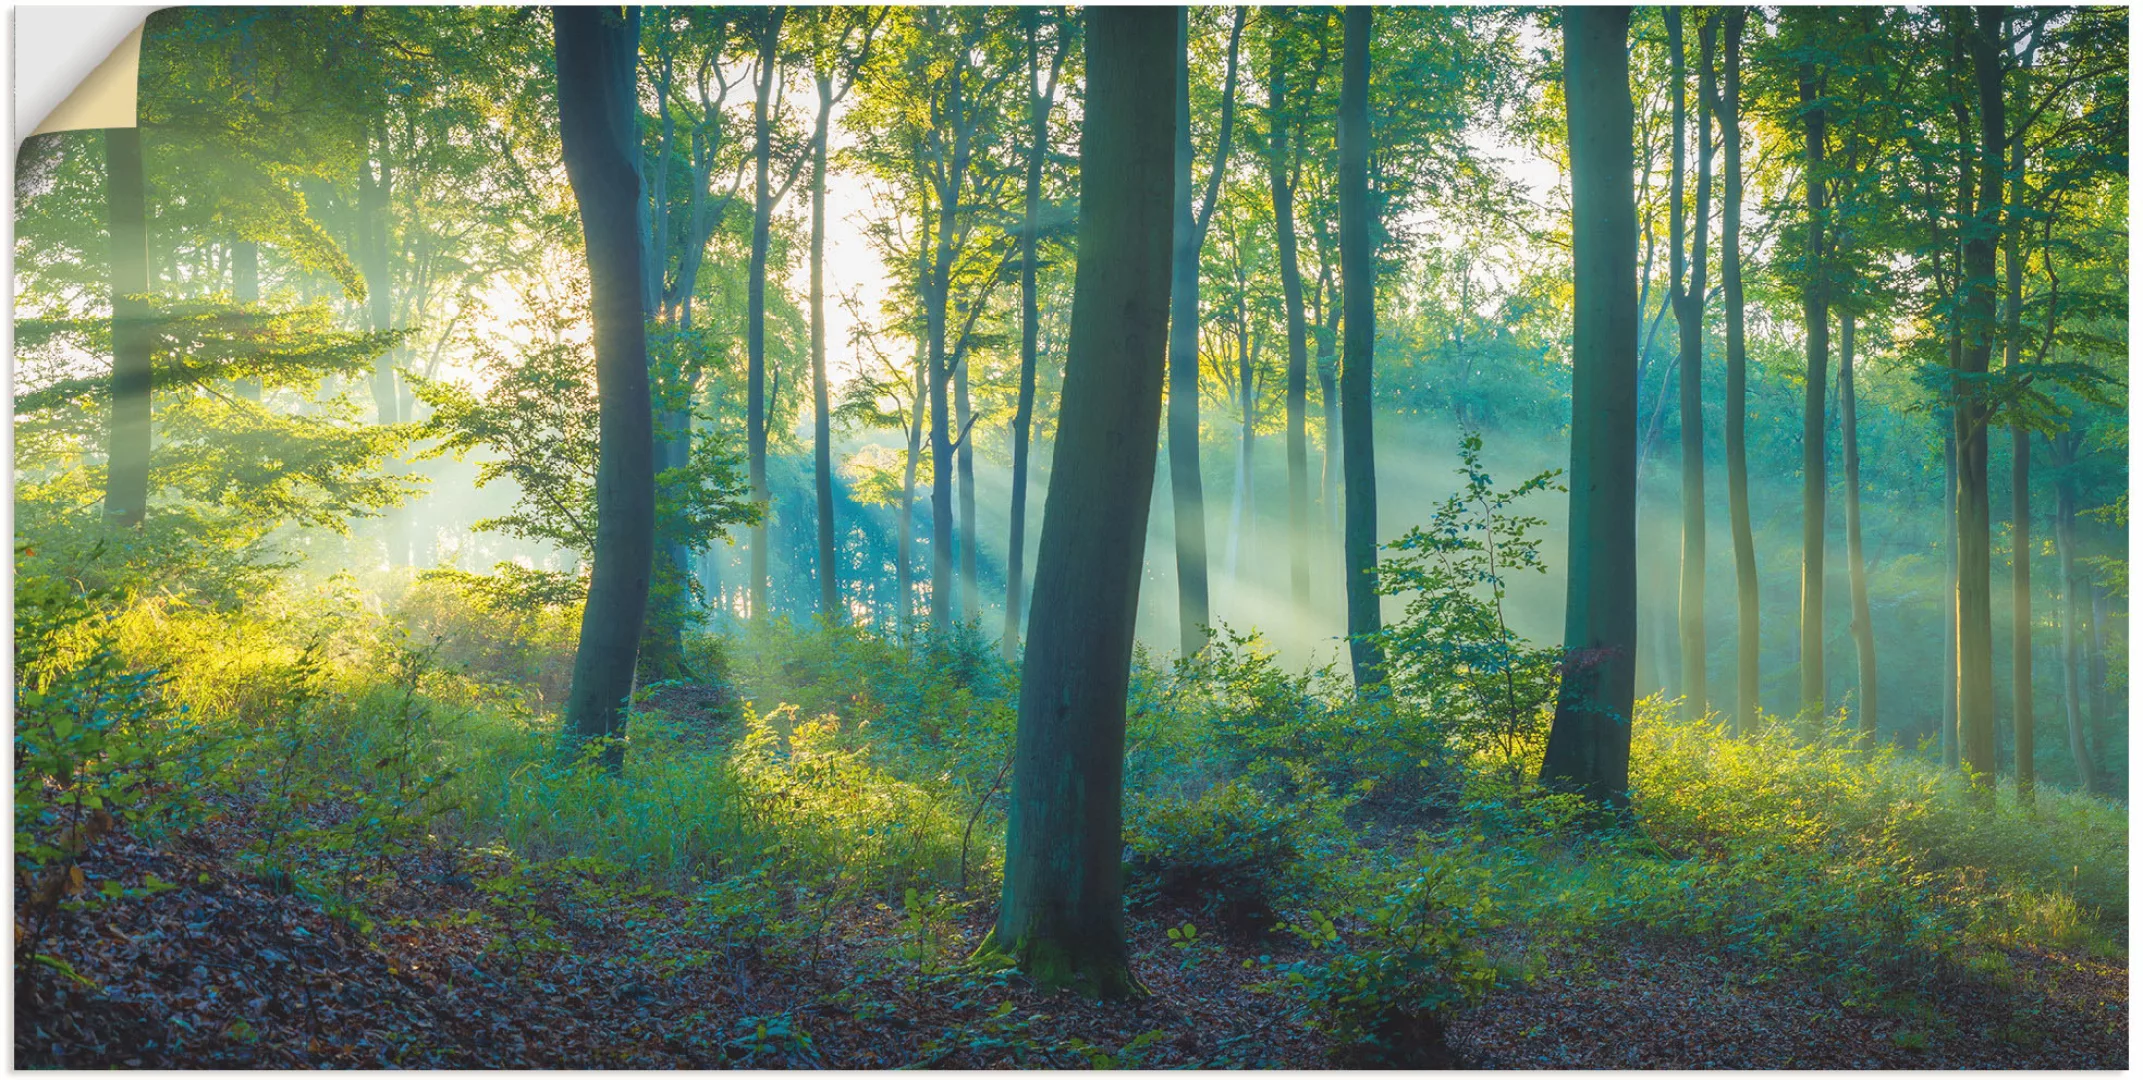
1943;415;1961;767
357;123;406;568
1539;5;1639;808
232;238;262;401
1841;314;1878;740
810;86;839;623
1165;7;1242;658
1719;9;1758;735
1267;17;1313;614
1796;61;1828;719
901;346;925;628
1337;5;1382;691
746;8;786;621
2003;35;2034;800
2087;584;2109;750
1668;12;1715;721
1318;313;1341;545
928;286;956;624
1226;321;1256;581
1955;7;2004;790
556;6;656;766
1005;11;1064;657
955;345;978;624
990;5;1174;997
2053;437;2095;793
103;127;153;529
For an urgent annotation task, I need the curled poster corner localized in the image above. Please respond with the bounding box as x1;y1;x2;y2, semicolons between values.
17;7;156;142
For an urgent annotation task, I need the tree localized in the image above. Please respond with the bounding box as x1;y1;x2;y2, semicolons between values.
1166;5;1244;659
745;7;789;621
989;4;1175;997
1337;5;1381;691
1538;6;1639;807
1954;7;2003;789
851;8;1020;627
2052;431;2097;793
1004;7;1073;656
1666;11;1714;720
802;8;885;621
1265;10;1314;614
1794;41;1830;721
1717;8;1758;735
102;127;154;530
555;6;656;765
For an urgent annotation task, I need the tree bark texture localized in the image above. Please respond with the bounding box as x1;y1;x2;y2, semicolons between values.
556;6;657;763
1337;5;1382;691
992;5;1175;998
1538;6;1639;808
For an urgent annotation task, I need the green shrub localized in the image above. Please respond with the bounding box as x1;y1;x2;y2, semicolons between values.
14;573;198;934
1376;433;1564;786
1130;628;1452;812
1265;863;1499;1067
1126;779;1306;932
392;567;581;710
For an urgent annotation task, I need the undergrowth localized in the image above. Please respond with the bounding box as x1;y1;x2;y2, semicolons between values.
13;553;2130;1063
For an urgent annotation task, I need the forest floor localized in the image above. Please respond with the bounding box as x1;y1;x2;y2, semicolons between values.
17;793;2127;1070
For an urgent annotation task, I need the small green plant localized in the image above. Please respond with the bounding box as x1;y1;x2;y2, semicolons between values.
1126;779;1305;933
13;571;198;968
1265;864;1499;1067
890;886;963;981
1375;432;1564;787
726;1012;817;1066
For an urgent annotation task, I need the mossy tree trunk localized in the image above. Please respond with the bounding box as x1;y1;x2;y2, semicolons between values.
1538;6;1639;808
991;5;1175;999
1337;5;1383;692
557;6;657;767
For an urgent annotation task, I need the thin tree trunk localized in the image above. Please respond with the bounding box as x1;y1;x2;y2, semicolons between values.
1796;59;1828;720
990;5;1174;997
955;345;977;624
557;6;656;766
1841;314;1878;741
2004;36;2034;800
1165;6;1243;658
232;238;262;401
810;86;839;622
1004;11;1064;657
2053;439;2094;793
901;346;925;628
1267;16;1313;614
1943;414;1961;767
1955;7;2004;790
1539;6;1639;808
1719;9;1758;735
1226;320;1256;581
103;127;153;529
1337;5;1381;691
746;8;786;621
1669;12;1715;720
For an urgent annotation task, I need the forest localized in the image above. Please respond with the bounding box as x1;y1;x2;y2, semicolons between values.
11;3;2130;1069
